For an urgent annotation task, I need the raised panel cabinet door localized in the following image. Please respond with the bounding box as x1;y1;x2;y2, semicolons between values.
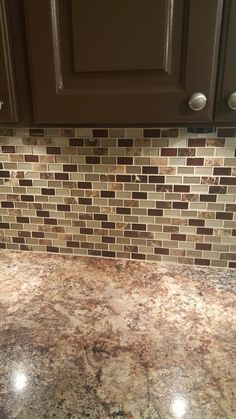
0;0;18;123
24;0;223;124
215;0;236;122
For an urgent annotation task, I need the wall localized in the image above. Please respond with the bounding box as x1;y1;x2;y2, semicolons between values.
0;126;235;269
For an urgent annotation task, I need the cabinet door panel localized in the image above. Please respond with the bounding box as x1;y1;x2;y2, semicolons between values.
215;0;236;123
25;0;222;124
0;0;18;123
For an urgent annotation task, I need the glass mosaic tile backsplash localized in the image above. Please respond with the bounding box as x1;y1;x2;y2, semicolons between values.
0;126;235;268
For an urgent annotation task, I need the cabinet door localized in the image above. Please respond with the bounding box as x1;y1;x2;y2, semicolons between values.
215;0;236;122
0;0;18;123
24;0;222;125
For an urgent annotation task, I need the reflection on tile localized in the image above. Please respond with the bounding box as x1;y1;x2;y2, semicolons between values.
0;251;235;418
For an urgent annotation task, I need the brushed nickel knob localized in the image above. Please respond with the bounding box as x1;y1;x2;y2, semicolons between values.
188;93;207;111
0;101;4;110
227;92;236;110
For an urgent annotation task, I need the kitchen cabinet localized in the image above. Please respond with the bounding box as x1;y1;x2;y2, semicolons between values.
215;0;236;122
24;0;223;125
0;0;19;123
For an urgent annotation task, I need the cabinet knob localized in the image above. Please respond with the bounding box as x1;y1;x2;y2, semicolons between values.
0;101;4;110
188;93;207;111
227;92;236;110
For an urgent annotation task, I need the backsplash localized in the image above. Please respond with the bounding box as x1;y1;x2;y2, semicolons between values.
0;127;235;269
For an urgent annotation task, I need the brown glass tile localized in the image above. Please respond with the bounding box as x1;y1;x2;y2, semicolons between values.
55;173;69;180
80;228;93;235
155;248;169;255
101;251;115;258
174;185;190;193
229;262;236;268
132;192;147;199
47;147;61;154
143;129;160;138
209;186;226;194
42;188;55;195
69;138;84;146
25;155;39;162
2;146;15;153
131;253;146;260
102;236;115;243
213;167;231;175
142;166;159;174
200;195;216;202
78;198;92;205
0;222;10;229
226;204;236;212
13;237;25;244
29;128;44;136
1;201;14;208
187;158;204;166
0;243;6;249
101;222;115;229
19;180;33;186
32;232;44;238
94;214;107;221
195;258;210;266
132;224;146;231
117;157;133;165
116;207;131;215
161;148;177;156
118;139;133;147
216;212;233;220
217;128;235;137
78;182;92;189
196;243;212;251
0;128;14;136
44;218;57;225
67;241;80;248
16;217;29;223
63;164;78;172
0;171;10;178
149;176;165;183
188;138;206;147
57;204;71;211
197;227;213;235
147;209;163;216
173;202;188;209
189;219;205;226
92;129;108;138
171;234;186;241
220;177;236;185
101;191;115;198
124;231;138;238
116;175;132;182
37;210;50;217
21;195;34;202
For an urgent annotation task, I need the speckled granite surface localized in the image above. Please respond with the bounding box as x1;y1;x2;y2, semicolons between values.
0;251;235;418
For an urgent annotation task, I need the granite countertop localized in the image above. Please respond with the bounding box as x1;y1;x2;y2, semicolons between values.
0;251;235;418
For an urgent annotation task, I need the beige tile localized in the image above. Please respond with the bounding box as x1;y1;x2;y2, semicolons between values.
125;128;143;138
177;167;194;175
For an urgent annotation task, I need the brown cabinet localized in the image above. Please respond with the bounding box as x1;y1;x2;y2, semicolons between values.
0;0;19;123
24;0;223;125
215;0;236;122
